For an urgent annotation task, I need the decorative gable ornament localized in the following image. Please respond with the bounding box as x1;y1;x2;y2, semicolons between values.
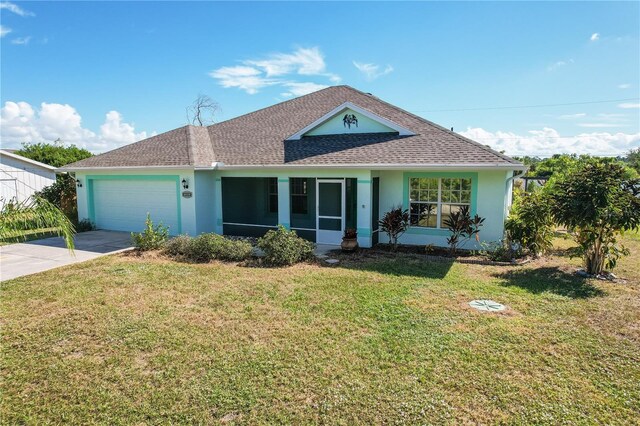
343;114;358;129
286;101;416;140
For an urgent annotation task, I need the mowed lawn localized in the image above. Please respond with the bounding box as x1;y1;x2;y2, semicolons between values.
1;235;639;424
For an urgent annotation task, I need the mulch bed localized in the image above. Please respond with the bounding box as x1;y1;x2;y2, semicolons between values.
331;243;530;267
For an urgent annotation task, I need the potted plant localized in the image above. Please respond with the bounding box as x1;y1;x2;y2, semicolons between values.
341;228;359;252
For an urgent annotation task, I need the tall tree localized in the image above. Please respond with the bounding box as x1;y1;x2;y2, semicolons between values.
186;94;220;126
550;159;640;274
15;139;92;167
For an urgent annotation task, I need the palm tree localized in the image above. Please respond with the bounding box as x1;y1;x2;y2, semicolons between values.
0;197;75;249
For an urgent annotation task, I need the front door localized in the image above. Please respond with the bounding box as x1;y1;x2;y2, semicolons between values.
316;179;345;245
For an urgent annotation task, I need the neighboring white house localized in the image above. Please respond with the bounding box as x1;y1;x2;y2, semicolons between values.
0;150;57;205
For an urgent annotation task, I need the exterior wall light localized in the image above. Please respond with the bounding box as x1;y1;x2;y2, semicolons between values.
76;179;82;188
182;178;189;189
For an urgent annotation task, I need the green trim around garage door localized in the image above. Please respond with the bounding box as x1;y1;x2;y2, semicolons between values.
86;175;182;234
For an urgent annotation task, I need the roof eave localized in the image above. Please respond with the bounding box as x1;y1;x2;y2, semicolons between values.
57;165;196;172
199;163;527;171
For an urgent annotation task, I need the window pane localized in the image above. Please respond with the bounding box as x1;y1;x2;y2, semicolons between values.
409;203;437;228
419;178;429;190
460;190;471;203
410;189;419;201
410;178;419;190
319;218;341;231
440;204;463;228
461;178;471;191
450;191;460;203
419;190;429;201
418;204;437;227
291;196;307;214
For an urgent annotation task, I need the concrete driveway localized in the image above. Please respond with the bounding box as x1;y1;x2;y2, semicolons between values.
0;230;132;282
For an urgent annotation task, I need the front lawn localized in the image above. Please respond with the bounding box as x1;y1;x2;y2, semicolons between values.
1;236;639;424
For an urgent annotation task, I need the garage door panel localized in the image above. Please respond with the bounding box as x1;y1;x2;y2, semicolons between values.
92;179;179;234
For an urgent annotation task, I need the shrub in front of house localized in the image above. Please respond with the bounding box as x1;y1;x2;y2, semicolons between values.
505;188;554;258
443;205;485;255
181;233;253;263
257;225;315;266
131;214;169;251
75;218;95;233
163;235;192;258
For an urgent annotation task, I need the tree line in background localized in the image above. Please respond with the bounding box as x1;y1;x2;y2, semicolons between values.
514;148;640;177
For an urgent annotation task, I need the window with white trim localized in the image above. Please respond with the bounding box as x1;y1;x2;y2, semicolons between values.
409;177;472;228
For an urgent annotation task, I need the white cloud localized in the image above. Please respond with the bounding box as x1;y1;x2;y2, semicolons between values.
10;36;31;45
247;47;325;77
353;61;394;81
209;66;277;95
0;25;11;37
210;47;340;95
547;58;574;72
590;33;600;41
280;82;328;97
578;123;628;128
618;83;631;89
618;102;640;109
0;1;34;17
0;101;150;153
557;113;586;119
460;126;640;157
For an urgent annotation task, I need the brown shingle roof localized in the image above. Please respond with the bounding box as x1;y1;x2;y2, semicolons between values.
63;85;522;169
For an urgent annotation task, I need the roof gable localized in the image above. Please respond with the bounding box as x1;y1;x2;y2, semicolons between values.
287;101;415;140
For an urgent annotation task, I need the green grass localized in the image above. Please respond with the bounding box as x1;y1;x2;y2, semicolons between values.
1;237;639;424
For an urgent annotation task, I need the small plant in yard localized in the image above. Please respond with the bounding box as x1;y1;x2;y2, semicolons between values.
505;188;554;257
131;213;169;251
379;205;409;251
75;218;95;232
444;205;485;255
182;233;253;263
343;228;357;239
257;225;314;266
480;239;522;262
163;235;192;258
550;158;640;275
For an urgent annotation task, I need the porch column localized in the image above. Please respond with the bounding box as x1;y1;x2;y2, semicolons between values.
277;177;291;229
214;176;223;234
357;179;373;248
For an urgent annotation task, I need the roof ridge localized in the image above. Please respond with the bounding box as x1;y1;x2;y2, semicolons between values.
342;86;522;165
208;85;346;128
186;125;196;164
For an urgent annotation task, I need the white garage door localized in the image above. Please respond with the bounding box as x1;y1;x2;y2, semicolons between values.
92;179;179;234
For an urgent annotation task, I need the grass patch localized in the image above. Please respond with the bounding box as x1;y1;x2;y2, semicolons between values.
1;236;639;423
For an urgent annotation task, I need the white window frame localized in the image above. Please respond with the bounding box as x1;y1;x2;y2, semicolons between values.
409;177;472;229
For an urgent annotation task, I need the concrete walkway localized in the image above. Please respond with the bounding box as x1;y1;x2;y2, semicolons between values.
0;230;132;282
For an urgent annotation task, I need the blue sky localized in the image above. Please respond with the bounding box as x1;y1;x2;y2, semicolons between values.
1;1;639;156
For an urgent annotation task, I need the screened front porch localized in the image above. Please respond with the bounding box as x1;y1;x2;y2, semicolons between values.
220;177;358;244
